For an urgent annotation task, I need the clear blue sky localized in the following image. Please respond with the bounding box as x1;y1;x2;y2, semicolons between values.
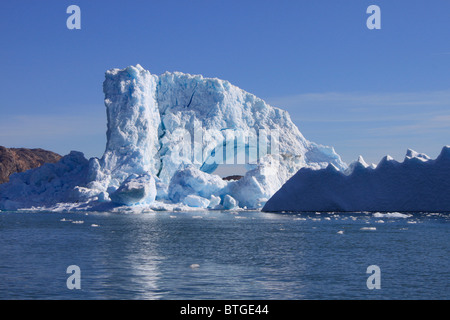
0;0;449;165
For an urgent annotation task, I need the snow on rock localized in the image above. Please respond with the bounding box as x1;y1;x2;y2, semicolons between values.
0;64;347;211
262;146;450;213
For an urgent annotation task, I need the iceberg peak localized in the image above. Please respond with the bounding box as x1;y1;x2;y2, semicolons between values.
405;149;431;162
376;155;399;169
357;155;368;165
436;145;450;162
326;163;340;173
344;155;369;175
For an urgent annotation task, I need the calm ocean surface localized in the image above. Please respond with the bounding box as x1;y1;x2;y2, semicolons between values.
0;210;448;300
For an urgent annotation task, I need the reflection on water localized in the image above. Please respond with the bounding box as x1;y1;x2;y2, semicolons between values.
82;213;165;299
124;218;164;300
0;210;448;299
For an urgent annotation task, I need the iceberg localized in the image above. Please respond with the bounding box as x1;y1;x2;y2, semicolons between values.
222;195;239;210
0;65;346;211
110;173;156;206
262;146;450;213
0;151;89;210
182;195;210;208
167;165;227;203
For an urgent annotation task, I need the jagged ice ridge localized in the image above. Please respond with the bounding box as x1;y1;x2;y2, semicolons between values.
262;146;450;213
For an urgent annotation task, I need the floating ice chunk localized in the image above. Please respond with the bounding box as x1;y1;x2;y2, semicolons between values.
183;195;210;208
223;194;238;210
69;186;101;202
373;212;412;218
110;173;156;206
208;195;221;209
360;227;376;231
168;166;226;202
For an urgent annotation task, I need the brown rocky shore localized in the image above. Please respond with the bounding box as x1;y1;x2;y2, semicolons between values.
0;146;62;184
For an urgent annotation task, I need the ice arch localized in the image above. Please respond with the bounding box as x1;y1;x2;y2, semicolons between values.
0;65;347;210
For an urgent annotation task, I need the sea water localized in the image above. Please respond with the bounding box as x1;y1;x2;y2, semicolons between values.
0;210;448;300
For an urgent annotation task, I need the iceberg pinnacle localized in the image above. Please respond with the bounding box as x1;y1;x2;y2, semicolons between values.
405;149;431;162
436;145;450;162
344;155;369;175
0;65;347;211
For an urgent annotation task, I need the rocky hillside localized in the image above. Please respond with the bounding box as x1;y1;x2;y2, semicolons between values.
0;146;62;184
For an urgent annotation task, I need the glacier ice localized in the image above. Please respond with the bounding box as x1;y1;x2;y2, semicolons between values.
208;195;221;209
343;155;369;175
262;146;450;213
168;165;227;203
110;173;156;206
182;195;210;208
223;195;238;210
0;64;347;212
0;151;89;210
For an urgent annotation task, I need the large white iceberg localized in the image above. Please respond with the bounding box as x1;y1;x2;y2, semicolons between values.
262;146;450;213
0;65;346;211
